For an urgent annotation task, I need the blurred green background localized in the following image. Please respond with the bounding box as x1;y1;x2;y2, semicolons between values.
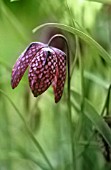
0;0;111;170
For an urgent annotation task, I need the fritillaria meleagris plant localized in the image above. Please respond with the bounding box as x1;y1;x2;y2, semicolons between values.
11;33;74;167
11;34;69;103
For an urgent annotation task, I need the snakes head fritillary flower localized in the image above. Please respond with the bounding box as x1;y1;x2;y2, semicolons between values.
11;42;66;103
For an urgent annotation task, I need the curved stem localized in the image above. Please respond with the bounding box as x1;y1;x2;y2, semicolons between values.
48;34;70;95
48;35;70;100
48;34;75;170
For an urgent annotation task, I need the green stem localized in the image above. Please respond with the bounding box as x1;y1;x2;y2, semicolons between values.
79;47;85;111
48;34;75;170
0;89;54;170
67;0;85;141
106;85;111;115
101;84;111;116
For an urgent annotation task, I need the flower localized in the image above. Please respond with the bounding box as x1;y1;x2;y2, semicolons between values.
11;42;66;103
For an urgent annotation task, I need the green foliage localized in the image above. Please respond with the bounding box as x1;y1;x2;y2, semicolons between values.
0;0;111;170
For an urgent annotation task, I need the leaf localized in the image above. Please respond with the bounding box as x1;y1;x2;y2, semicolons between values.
0;89;54;170
16;146;49;170
10;0;20;2
33;23;111;66
86;0;111;4
84;71;110;89
1;0;29;43
71;89;111;148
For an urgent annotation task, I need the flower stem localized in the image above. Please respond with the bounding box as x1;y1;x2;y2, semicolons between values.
48;34;75;170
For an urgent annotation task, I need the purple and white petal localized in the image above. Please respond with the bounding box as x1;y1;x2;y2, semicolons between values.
28;47;57;97
52;48;66;103
11;42;45;89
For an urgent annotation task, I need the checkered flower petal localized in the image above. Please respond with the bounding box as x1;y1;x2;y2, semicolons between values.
52;48;66;103
11;42;45;89
28;47;57;97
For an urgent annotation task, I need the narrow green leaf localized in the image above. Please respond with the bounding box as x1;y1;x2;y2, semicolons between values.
33;23;111;66
16;147;49;170
84;71;110;89
10;0;20;2
0;89;54;170
1;0;29;43
86;0;111;4
71;89;111;148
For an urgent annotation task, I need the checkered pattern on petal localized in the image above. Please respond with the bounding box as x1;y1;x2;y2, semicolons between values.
52;48;66;103
28;47;57;97
11;42;45;89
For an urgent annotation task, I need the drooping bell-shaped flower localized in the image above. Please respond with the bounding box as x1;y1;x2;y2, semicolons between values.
11;42;66;103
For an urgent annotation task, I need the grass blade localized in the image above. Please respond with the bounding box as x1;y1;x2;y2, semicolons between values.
33;23;111;66
86;0;111;4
